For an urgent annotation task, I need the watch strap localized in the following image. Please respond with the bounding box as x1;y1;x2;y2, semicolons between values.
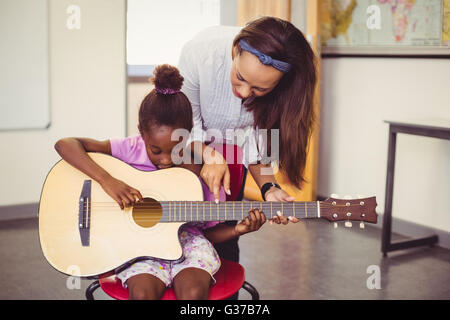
261;182;281;201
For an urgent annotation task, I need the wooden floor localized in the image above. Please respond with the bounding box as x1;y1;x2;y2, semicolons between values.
0;217;449;300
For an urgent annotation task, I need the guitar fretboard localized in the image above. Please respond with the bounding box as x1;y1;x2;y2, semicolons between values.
159;201;321;222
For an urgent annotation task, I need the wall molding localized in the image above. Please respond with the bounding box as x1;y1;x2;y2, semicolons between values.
0;203;39;221
374;213;450;250
318;195;449;250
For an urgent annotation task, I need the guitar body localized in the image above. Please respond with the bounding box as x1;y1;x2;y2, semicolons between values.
39;153;204;277
39;153;379;278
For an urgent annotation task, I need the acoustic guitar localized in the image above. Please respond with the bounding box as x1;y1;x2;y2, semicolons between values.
38;153;378;277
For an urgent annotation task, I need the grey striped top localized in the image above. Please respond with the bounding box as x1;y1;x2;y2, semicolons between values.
177;25;267;168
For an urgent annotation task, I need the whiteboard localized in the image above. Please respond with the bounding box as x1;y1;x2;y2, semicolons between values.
0;0;50;130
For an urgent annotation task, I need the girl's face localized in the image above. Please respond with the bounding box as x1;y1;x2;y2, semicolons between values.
230;45;284;100
140;124;182;169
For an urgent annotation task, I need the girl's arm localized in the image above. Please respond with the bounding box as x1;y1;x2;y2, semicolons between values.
203;209;266;244
55;138;112;184
54;138;143;209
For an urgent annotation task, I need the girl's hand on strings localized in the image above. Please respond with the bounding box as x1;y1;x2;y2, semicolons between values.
234;208;266;236
99;175;143;210
265;188;300;224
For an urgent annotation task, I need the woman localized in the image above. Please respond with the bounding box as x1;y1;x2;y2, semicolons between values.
178;16;317;262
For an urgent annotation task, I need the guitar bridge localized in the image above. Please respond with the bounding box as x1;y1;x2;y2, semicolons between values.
78;180;91;247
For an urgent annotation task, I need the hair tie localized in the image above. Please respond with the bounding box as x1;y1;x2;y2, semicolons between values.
239;39;291;73
155;87;180;95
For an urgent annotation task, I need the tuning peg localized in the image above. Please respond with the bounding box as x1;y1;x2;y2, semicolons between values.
360;222;365;229
334;222;338;229
330;193;339;198
345;221;352;228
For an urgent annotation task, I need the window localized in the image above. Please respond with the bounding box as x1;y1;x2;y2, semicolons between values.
127;0;220;68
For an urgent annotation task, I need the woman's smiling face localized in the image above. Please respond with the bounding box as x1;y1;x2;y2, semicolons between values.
230;45;283;100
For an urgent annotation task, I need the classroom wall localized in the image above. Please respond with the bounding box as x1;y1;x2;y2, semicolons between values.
0;0;126;209
2;0;448;238
318;57;450;233
127;82;152;136
127;2;450;235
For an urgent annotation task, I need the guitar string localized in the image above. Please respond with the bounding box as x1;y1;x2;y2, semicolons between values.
87;205;361;213
78;207;368;220
87;201;349;208
89;200;365;205
78;203;368;221
87;204;358;210
87;204;345;210
88;204;356;208
78;203;366;209
82;202;368;220
74;215;329;222
74;218;367;223
78;218;369;223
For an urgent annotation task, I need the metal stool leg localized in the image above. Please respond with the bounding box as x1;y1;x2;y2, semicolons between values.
242;281;259;300
85;280;100;300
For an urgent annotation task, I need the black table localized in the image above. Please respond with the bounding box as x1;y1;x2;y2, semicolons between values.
382;120;450;257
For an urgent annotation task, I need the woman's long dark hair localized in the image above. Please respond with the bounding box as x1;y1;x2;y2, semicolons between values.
233;16;317;188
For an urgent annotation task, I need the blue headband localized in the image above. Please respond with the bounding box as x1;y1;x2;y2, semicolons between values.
239;39;291;73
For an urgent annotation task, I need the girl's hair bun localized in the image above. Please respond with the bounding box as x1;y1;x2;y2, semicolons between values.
151;64;184;93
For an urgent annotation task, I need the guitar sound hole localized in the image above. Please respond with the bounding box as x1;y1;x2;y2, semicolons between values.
132;198;162;228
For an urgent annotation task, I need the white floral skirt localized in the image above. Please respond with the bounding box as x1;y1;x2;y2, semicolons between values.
117;227;221;288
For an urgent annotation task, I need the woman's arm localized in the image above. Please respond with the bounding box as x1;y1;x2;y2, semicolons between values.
248;163;277;190
54;138;143;209
248;163;294;201
203;209;266;243
178;42;232;202
248;163;299;224
190;141;231;203
244;129;294;204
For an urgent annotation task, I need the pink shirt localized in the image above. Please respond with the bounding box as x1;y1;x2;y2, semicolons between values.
109;135;224;231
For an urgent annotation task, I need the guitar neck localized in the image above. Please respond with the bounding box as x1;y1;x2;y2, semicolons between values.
159;201;322;222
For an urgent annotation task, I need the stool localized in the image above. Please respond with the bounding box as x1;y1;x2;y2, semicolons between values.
85;258;259;300
381;120;450;256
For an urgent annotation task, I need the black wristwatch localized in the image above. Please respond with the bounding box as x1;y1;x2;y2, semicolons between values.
260;182;281;201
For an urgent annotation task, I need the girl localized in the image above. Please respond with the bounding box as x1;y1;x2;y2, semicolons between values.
54;64;266;300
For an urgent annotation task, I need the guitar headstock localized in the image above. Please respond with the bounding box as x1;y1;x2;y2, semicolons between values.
320;195;378;226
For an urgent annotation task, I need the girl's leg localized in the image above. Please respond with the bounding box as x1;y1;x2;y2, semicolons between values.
173;267;212;300
126;273;166;300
